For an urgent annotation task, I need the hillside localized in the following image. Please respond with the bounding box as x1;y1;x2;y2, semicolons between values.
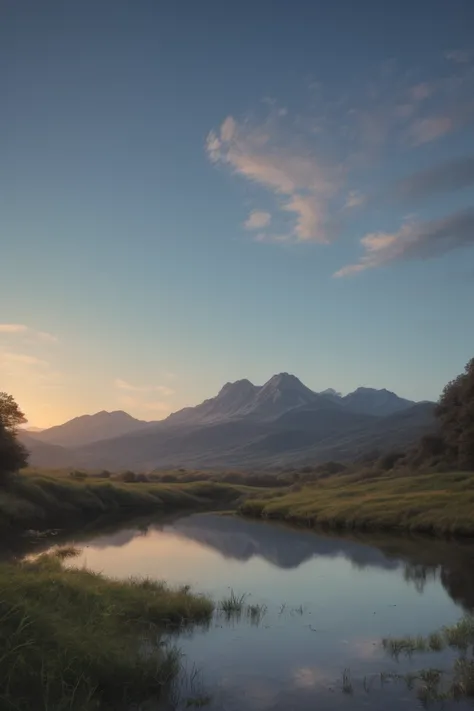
32;410;150;448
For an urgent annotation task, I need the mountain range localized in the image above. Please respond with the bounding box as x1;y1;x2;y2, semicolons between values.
20;374;435;471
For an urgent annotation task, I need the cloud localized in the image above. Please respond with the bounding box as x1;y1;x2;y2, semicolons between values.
395;156;474;203
114;378;174;396
410;83;432;102
244;210;271;230
408;116;453;145
283;194;326;241
207;57;474;259
0;352;48;367
344;190;366;209
0;324;27;334
445;49;472;64
0;324;57;342
334;207;474;277
206;114;339;243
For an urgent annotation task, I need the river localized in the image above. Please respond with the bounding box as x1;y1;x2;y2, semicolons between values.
45;513;474;710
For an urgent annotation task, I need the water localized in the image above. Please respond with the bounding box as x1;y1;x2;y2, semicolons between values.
53;513;474;710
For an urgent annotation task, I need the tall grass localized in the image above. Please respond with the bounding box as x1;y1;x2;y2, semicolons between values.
0;552;213;710
0;470;255;532
239;470;474;537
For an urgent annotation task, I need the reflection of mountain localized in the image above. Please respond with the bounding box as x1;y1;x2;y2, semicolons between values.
166;514;474;612
167;514;401;571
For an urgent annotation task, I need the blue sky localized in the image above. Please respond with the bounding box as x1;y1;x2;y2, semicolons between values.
1;0;474;427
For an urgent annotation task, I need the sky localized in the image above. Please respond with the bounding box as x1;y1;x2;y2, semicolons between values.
1;0;474;428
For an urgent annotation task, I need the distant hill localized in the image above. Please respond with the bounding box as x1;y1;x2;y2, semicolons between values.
341;387;416;417
17;432;81;469
20;375;434;470
33;410;150;448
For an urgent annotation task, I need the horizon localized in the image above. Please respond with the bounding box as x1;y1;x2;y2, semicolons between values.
2;0;474;428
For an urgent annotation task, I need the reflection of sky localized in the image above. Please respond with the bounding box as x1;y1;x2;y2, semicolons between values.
62;514;471;711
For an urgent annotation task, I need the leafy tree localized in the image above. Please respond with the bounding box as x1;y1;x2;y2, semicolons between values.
0;393;28;483
0;392;27;431
436;357;474;469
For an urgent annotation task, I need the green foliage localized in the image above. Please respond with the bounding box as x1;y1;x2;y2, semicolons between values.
436;357;474;469
0;391;26;430
0;393;29;484
0;554;213;710
240;470;474;536
0;425;28;484
0;469;259;531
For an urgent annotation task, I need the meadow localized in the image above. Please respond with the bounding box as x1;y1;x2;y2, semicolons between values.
239;469;474;536
0;468;260;532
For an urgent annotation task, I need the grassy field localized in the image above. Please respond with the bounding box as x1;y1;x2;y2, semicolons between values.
0;549;213;710
0;469;260;532
239;470;474;536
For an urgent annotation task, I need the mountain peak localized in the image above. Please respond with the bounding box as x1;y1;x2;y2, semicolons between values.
33;410;148;448
218;379;255;397
264;373;307;390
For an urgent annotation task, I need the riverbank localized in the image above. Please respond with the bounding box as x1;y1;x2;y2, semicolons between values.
239;470;474;537
0;469;257;532
0;549;213;710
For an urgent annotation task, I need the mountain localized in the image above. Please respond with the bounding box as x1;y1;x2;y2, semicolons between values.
341;387;416;417
164;373;321;425
34;410;150;448
165;379;259;426
22;374;434;470
71;400;434;472
320;388;342;401
18;432;81;468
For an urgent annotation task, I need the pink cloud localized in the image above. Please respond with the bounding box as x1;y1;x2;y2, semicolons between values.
244;210;271;230
334;208;474;277
409;116;453;145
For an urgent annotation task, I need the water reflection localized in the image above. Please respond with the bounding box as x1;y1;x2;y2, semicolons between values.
33;513;474;711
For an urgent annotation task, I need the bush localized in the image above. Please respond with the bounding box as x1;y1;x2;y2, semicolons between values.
118;471;137;483
0;424;28;485
69;470;87;480
378;452;405;471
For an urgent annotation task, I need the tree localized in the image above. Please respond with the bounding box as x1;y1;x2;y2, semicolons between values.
0;425;28;482
0;392;27;431
436;357;474;469
0;393;28;483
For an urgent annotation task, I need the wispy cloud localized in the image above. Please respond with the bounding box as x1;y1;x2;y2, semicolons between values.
0;324;57;343
344;190;366;209
206;112;340;243
207;54;474;277
114;378;174;396
408;116;454;145
395;156;474;203
0;352;48;367
334;207;474;277
244;210;271;230
445;49;472;64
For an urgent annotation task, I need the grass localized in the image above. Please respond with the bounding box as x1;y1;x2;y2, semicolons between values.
380;616;474;703
383;615;474;658
0;549;213;711
219;590;247;617
0;469;259;533
239;469;474;537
